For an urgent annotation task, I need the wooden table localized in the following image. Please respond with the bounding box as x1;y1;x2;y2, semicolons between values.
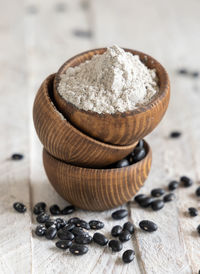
0;0;200;273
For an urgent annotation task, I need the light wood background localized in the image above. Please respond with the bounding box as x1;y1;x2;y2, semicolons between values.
0;0;200;273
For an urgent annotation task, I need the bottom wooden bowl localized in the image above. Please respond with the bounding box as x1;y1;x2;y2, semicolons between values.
43;140;152;211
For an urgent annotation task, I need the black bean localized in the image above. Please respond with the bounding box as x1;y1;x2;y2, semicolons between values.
13;202;26;213
11;153;24;160
131;147;146;163
115;159;129;168
170;131;182;138
151;188;165;197
151;199;164;211
134;194;146;203
89;220;104;230
138;197;154;208
119;230;131;242
45;226;57;240
191;71;199;78
168;181;179;191
196;224;200;235
63;223;75;232
109;240;123;252
112;209;128;220
188;207;198;217
163;193;175;203
139;220;158;232
195;186;200;197
111;225;123;237
177;68;188;75
76;220;90;230
122;249;135;263
33;202;46;215
93;233;108;246
75;235;93;244
36;213;50;223
123;222;134;234
68;217;81;225
45;220;56;229
56;240;72;250
69;244;88;255
57;229;74;241
71;227;86;237
136;140;144;149
35;225;46;237
180;176;193;187
50;204;61;215
55;218;67;229
61;205;75;215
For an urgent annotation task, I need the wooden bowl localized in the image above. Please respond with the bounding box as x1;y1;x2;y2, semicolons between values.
33;74;137;168
53;48;170;145
43;140;152;211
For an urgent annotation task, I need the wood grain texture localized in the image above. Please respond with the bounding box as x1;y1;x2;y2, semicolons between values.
53;48;170;145
43;140;152;210
33;74;137;168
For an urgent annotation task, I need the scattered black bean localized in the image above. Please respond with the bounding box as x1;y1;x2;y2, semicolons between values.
13;202;26;213
134;194;146;203
191;71;199;78
55;218;67;229
71;227;86;237
122;249;135;263
115;159;129;168
151;199;165;211
111;225;123;237
109;240;123;252
131;147;146;163
180;176;193;187
170;131;182;138
188;207;198;217
61;205;75;215
139;220;158;232
136;140;144;149
163;193;175;203
177;68;188;75
68;217;81;225
50;204;61;215
63;223;75;232
76;220;90;230
11;153;24;160
75;234;93;245
33;202;46;215
36;213;50;223
151;188;165;197
197;224;200;235
56;240;72;250
69;244;88;255
195;186;200;197
57;229;74;241
119;230;131;242
93;233;108;246
123;222;134;234
45;226;57;240
45;220;56;229
89;220;104;230
168;181;179;191
35;225;46;237
138;197;154;208
112;209;128;220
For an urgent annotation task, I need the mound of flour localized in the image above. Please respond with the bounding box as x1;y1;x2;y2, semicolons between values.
58;45;159;114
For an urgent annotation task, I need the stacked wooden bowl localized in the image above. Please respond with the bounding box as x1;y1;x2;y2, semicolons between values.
33;48;170;211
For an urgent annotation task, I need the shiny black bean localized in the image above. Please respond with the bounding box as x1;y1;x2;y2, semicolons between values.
188;207;198;217
138;197;154;208
119;230;131;242
151;188;165;197
57;229;74;241
76;220;90;230
195;186;200;197
180;176;193;187
50;204;61;215
89;220;104;230
11;153;24;160
68;217;80;225
131;147;146;162
36;213;50;223
55;218;67;229
93;233;108;246
71;227;86;237
13;202;26;213
139;220;158;232
112;209;128;220
75;235;93;244
151;199;164;211
123;222;134;234
109;240;123;252
69;244;88;255
170;131;182;138
163;193;175;203
122;249;135;263
45;226;57;240
111;225;123;237
168;181;179;191
56;240;72;250
33;202;46;215
45;220;56;229
136;140;144;149
62;223;75;231
134;194;146;203
35;225;46;237
61;205;75;215
115;159;129;168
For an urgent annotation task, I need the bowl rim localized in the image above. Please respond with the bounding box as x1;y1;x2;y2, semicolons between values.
43;139;151;172
54;47;170;118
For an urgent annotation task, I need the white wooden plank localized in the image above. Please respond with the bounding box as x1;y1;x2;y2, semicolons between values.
0;0;32;273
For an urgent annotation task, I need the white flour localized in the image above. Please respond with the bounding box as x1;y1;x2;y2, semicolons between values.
58;45;159;114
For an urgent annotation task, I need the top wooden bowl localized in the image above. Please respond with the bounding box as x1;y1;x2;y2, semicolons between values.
33;74;137;168
53;48;170;145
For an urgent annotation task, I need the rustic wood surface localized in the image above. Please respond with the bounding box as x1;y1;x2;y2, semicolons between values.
0;0;200;273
